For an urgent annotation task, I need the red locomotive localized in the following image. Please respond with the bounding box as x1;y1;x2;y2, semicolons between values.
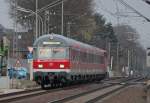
33;34;108;88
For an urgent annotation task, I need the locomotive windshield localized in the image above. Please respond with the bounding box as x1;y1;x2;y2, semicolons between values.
34;47;68;59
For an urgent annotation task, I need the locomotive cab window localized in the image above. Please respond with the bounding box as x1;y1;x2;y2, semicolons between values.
52;48;67;59
34;47;69;59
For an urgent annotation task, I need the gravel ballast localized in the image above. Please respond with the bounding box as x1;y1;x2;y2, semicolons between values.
99;85;146;103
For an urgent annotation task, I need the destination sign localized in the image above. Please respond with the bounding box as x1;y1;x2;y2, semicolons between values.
43;41;61;45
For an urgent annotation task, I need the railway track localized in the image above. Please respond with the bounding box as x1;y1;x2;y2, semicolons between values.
49;77;145;103
87;78;145;103
0;77;137;103
0;84;88;103
0;82;105;103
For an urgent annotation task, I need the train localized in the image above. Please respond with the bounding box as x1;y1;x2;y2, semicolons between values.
32;34;108;88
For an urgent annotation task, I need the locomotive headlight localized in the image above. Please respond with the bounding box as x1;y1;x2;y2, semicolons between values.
38;64;43;68
60;64;64;68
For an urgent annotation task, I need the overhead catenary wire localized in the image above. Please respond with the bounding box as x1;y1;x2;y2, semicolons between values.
98;0;117;17
37;0;62;13
27;0;68;17
117;0;150;22
98;0;141;18
27;0;61;17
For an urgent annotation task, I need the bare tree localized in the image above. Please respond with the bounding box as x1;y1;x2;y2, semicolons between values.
6;0;94;39
113;24;145;74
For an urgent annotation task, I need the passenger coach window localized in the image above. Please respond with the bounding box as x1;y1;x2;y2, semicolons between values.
37;47;67;59
71;49;76;61
100;56;104;64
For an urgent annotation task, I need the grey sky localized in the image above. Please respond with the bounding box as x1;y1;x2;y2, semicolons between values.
0;0;150;48
0;0;13;28
94;0;150;48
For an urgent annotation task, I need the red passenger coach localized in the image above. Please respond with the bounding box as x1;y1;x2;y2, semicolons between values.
33;34;108;88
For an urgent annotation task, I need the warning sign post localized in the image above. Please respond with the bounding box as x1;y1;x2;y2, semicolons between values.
14;59;22;69
27;46;33;80
28;47;33;53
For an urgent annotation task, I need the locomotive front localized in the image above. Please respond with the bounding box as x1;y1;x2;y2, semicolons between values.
33;34;70;88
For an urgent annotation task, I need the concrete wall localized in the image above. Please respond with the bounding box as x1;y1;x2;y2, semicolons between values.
0;76;10;89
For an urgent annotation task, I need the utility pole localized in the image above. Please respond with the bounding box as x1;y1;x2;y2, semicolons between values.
67;22;71;37
108;42;111;65
61;0;64;35
48;11;50;34
36;0;38;39
110;56;113;70
116;43;119;74
115;0;120;25
128;49;130;75
38;19;40;36
13;0;18;57
107;42;111;72
44;11;47;34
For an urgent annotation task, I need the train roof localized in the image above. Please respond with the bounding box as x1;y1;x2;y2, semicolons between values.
33;34;106;54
